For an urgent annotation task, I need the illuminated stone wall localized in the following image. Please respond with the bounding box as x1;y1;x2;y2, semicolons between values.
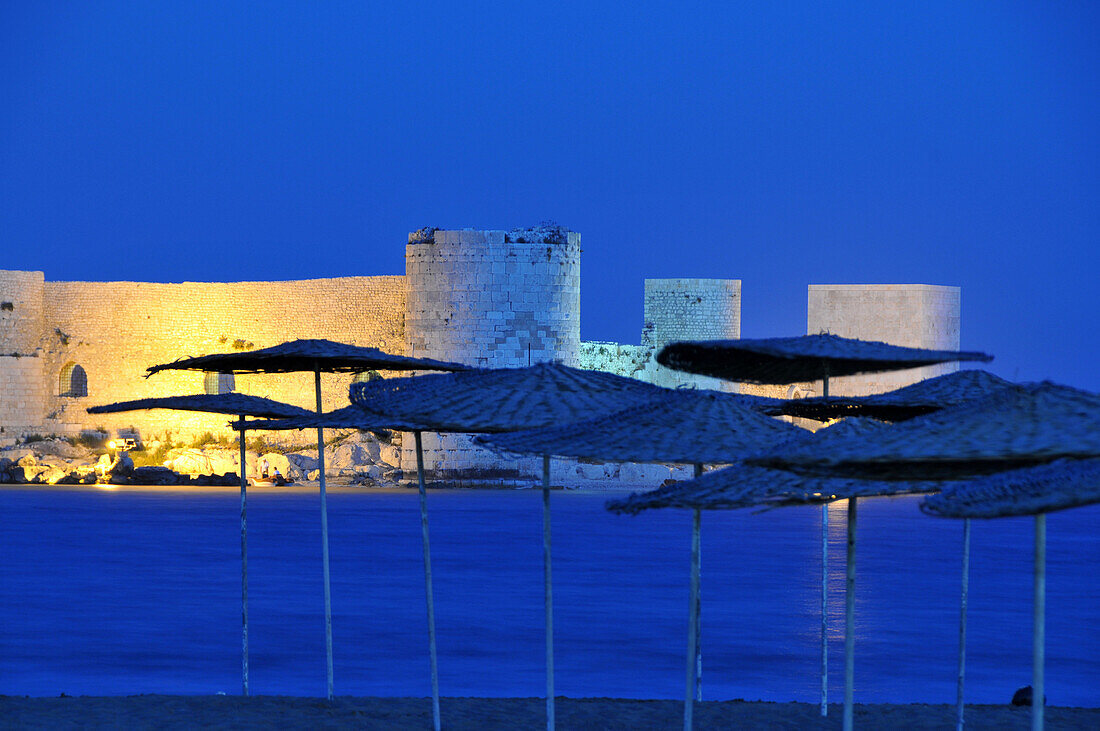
807;284;962;397
27;276;405;441
0;271;47;434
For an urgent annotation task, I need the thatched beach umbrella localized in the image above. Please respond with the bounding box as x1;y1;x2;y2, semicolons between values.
750;382;1100;481
87;393;313;696
606;420;935;513
761;367;1015;731
478;388;807;728
349;362;666;730
776;368;1013;423
921;458;1100;731
656;333;993;722
145;339;467;701
751;381;1100;730
657;333;993;386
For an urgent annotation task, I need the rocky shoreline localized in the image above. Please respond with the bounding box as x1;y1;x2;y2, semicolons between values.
0;432;401;487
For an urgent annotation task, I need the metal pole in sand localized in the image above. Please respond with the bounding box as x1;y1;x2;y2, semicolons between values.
542;453;555;730
684;506;701;731
414;431;441;731
693;462;703;704
1033;513;1046;731
843;496;857;731
239;419;249;696
821;370;830;717
314;365;334;701
956;518;970;731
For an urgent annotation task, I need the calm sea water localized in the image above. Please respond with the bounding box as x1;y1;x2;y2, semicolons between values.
1;485;1096;706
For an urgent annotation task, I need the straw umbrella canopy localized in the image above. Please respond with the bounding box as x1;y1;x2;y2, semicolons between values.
920;458;1100;731
605;420;936;514
656;333;993;385
479;388;803;463
87;393;313;697
349;361;666;432
750;382;1100;481
144;339;468;703
656;333;992;724
748;368;1012;730
478;389;807;728
87;393;314;419
776;369;1013;423
145;338;469;376
348;362;668;730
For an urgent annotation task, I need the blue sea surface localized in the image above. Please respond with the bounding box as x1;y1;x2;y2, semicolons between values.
1;485;1097;706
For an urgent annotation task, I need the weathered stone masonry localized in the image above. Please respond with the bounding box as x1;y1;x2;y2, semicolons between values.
0;274;404;439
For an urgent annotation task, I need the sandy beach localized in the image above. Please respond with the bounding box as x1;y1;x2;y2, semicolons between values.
2;695;1098;730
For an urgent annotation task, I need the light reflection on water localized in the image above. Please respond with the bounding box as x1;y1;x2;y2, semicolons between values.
0;485;1096;706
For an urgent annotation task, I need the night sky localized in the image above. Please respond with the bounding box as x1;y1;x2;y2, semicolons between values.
3;2;1098;390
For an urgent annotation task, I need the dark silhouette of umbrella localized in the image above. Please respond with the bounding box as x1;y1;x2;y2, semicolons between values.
921;458;1100;731
657;333;992;385
478;389;807;728
655;334;992;726
776;368;1013;423
751;382;1100;480
145;339;467;707
349;362;666;730
87;393;312;696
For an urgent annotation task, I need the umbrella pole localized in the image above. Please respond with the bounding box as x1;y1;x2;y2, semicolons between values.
821;372;830;717
542;454;555;731
1033;513;1046;731
314;365;334;701
843;496;856;731
821;501;829;717
239;421;249;697
956;518;970;731
693;462;703;704
684;507;701;731
414;432;441;731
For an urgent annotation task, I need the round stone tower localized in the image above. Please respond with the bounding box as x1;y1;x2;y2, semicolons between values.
403;226;581;479
0;270;46;435
405;226;581;368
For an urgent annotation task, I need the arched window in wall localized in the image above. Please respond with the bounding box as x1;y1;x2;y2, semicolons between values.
59;363;88;397
786;384;814;400
204;372;236;395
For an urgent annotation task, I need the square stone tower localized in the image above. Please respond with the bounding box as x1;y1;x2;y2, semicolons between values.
640;278;741;391
807;284;961;397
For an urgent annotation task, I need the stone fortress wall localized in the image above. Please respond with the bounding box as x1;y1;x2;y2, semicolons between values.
576;279;742;392
0;270;47;432
0;274;405;442
1;228;965;483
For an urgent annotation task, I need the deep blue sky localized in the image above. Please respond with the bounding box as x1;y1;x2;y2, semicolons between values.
3;2;1098;389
